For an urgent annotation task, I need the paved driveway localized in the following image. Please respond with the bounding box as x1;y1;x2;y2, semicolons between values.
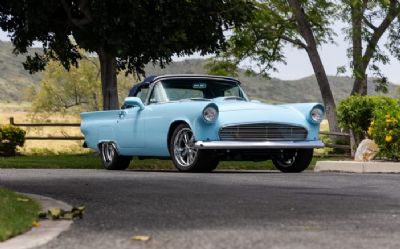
1;169;400;249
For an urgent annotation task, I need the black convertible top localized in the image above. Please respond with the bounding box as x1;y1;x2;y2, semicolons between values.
128;74;240;97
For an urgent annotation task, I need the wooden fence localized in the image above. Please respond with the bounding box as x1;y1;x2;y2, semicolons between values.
319;131;351;157
8;116;352;154
9;117;84;140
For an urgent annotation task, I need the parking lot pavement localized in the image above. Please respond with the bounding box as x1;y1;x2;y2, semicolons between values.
1;169;400;249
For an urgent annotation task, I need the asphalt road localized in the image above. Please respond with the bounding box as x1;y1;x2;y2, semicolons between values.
1;169;400;249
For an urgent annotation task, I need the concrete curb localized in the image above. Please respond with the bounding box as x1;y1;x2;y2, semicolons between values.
315;160;400;173
0;194;73;249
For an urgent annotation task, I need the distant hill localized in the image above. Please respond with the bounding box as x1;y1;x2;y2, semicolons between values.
0;41;42;102
0;41;398;103
145;59;398;103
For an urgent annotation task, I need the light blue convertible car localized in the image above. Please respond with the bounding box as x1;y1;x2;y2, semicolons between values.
81;74;324;172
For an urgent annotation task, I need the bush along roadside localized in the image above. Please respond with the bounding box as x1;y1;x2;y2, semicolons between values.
368;105;400;161
338;95;400;161
0;124;26;156
337;95;399;145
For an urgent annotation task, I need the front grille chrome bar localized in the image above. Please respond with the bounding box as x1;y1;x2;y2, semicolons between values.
194;140;325;149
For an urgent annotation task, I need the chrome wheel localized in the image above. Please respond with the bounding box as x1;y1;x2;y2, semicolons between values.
275;156;296;167
272;149;313;173
101;142;116;167
99;142;131;170
173;128;198;167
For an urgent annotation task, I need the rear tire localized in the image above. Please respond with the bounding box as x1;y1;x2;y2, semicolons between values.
99;142;132;170
272;149;313;173
170;123;219;172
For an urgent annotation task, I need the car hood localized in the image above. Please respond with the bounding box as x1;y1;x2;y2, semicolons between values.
208;99;321;129
212;100;292;112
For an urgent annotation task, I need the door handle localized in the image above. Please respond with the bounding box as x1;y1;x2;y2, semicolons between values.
118;111;127;119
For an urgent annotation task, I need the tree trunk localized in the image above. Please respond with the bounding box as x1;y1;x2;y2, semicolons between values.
287;0;339;132
352;76;368;95
98;49;119;110
306;48;339;133
350;3;367;96
349;129;356;158
350;0;399;95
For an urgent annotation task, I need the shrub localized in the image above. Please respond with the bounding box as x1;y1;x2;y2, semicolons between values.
337;95;399;144
0;125;26;156
369;106;400;160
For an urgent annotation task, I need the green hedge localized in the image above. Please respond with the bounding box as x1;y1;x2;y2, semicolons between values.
369;105;400;160
337;95;400;160
337;95;399;143
0;125;26;156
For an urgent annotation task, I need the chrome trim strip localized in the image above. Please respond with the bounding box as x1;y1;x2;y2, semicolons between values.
194;140;325;149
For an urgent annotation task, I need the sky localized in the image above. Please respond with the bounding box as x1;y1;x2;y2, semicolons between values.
1;24;400;85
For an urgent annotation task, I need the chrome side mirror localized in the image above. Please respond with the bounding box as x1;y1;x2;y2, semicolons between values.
123;97;145;110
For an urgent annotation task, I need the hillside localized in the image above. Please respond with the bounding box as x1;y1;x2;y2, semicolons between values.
145;59;398;103
0;41;42;102
0;41;398;103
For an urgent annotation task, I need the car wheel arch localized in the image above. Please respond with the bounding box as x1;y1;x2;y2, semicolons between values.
167;120;193;152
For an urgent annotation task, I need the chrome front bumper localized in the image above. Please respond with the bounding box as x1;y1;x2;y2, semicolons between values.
194;140;324;149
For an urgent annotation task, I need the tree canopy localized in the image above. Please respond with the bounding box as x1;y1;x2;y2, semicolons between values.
31;56;135;114
207;0;340;132
0;0;253;109
339;0;400;94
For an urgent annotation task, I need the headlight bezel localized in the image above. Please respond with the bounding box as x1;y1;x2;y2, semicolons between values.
202;104;219;123
309;105;325;124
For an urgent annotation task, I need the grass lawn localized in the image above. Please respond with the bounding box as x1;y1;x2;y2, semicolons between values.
0;154;343;170
0;188;41;242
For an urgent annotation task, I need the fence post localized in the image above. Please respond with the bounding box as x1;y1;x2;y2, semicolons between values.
9;117;15;125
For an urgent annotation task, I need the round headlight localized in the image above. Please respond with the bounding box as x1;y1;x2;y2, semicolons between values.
310;107;324;123
203;105;218;123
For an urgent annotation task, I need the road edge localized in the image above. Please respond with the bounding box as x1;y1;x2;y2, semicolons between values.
0;193;73;249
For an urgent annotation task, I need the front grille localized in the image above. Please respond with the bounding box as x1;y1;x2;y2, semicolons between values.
219;123;308;141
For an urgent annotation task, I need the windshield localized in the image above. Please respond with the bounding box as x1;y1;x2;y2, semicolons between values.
149;79;248;103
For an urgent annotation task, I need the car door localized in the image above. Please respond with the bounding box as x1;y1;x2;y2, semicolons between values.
116;106;145;148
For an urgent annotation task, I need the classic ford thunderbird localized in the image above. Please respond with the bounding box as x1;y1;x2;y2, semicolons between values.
80;74;324;172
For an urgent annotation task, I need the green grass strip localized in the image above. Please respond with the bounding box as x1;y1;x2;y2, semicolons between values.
0;154;341;170
0;188;41;242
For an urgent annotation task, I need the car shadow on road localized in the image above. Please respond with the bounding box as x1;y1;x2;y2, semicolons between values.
126;169;283;174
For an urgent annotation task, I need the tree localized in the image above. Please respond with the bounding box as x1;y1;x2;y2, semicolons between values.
208;0;340;132
0;0;253;110
340;0;400;95
204;59;239;77
31;56;136;114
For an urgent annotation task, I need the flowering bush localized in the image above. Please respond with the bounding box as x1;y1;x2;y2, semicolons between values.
369;106;400;160
0;125;26;156
337;95;399;144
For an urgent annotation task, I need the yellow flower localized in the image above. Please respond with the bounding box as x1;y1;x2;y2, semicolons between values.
385;114;391;119
385;135;393;143
367;127;374;136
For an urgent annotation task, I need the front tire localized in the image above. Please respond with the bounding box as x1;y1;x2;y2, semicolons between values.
272;149;313;173
100;142;132;170
170;123;219;172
